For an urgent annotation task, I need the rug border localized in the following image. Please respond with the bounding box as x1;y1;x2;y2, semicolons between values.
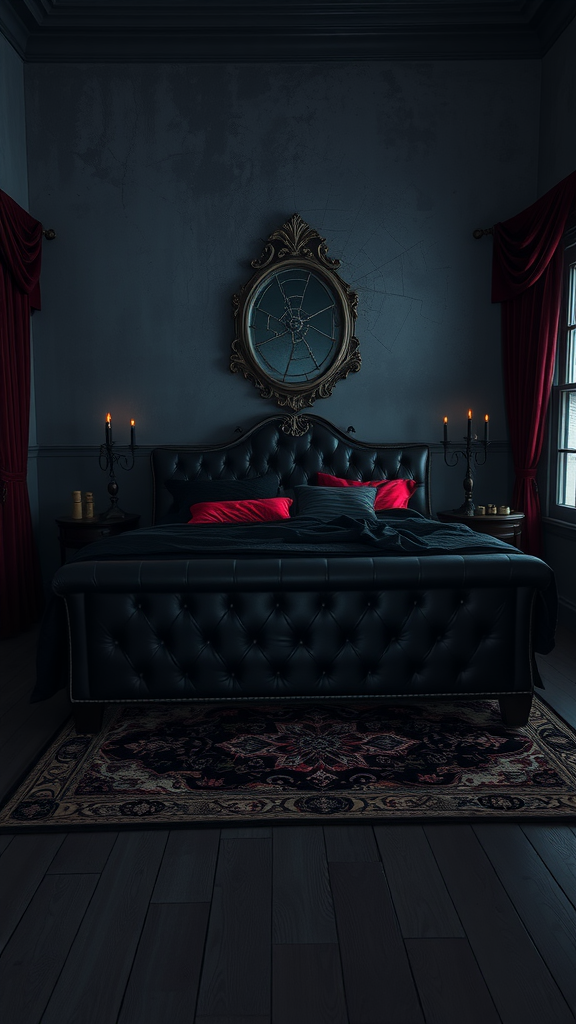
2;695;576;832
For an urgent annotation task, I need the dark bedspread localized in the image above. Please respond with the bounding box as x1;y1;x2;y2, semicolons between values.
49;509;530;559
33;511;557;701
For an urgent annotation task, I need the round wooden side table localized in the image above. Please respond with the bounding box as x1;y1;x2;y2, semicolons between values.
56;513;141;564
436;509;525;549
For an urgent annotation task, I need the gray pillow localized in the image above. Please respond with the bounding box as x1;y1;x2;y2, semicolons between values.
293;484;377;521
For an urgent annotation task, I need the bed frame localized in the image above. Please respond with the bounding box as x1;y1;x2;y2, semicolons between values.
52;416;552;733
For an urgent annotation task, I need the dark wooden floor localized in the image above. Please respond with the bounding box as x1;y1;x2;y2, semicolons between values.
1;625;576;1024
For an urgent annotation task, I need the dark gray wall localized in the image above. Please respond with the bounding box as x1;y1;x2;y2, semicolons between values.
539;16;576;617
538;16;576;193
0;33;27;206
24;59;540;577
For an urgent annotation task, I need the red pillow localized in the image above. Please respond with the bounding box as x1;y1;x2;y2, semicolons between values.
315;472;417;510
188;496;292;524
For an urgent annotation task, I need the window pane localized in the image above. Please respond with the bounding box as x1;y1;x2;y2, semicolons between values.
560;390;576;449
567;328;576;384
558;453;576;507
569;262;576;327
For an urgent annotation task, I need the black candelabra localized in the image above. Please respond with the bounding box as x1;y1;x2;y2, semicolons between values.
442;410;490;516
99;414;136;520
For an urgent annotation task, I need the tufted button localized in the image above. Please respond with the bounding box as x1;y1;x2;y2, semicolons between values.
414;600;418;606
299;640;304;645
137;603;142;609
252;639;257;645
229;603;234;609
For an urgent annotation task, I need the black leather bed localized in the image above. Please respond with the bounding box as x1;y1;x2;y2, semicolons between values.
41;416;556;733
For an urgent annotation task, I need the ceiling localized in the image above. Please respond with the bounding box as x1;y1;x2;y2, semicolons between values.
0;0;574;61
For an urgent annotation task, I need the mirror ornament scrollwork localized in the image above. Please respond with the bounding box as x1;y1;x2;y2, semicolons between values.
230;214;361;431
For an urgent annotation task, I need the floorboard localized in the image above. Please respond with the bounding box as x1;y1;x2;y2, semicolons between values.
0;834;14;855
0;873;99;1024
40;830;168;1024
425;823;576;1024
474;823;576;1012
329;860;424;1024
272;826;337;944
272;944;347;1024
374;824;464;938
0;834;65;954
323;823;380;862
521;825;576;907
118;902;211;1024
405;937;501;1024
0;626;576;1024
46;832;118;874
196;837;272;1020
151;829;220;903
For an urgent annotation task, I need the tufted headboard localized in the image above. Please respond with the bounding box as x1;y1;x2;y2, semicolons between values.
151;415;431;524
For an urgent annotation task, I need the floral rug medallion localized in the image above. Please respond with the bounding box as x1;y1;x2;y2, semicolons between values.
1;696;576;829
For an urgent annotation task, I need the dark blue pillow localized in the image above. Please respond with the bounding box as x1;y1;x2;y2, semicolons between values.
163;473;280;523
293;484;377;521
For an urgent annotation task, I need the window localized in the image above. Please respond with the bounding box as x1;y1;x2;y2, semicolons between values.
549;223;576;525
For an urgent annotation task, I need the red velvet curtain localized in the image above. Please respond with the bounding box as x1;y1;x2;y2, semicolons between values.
0;190;44;638
492;171;576;557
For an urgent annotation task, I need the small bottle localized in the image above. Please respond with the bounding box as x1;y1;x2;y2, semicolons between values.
84;492;94;519
72;490;83;519
476;505;486;515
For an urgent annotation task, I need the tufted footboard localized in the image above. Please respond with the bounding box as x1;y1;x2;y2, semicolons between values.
54;551;551;732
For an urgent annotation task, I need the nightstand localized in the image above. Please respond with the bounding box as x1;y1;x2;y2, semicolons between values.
56;513;141;564
436;509;525;549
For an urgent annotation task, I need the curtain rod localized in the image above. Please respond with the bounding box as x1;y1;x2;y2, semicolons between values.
473;227;493;239
42;229;56;240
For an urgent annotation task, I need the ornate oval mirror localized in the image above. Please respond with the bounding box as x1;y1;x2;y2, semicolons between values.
231;215;361;432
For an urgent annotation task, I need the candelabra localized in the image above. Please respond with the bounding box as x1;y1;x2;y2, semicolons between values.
99;414;136;520
442;411;490;516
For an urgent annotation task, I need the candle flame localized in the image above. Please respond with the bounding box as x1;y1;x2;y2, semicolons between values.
443;416;448;424
468;409;472;419
130;419;135;426
485;414;489;422
106;413;111;423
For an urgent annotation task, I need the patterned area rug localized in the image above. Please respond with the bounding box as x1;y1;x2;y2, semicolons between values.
2;696;576;829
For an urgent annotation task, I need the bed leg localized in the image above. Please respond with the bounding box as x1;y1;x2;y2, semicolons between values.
73;704;104;734
498;693;533;728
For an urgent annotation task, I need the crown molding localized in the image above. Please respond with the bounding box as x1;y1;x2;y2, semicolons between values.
1;0;575;61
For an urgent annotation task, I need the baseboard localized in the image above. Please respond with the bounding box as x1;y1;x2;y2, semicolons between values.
558;599;576;633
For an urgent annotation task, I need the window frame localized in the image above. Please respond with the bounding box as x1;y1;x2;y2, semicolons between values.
547;220;576;528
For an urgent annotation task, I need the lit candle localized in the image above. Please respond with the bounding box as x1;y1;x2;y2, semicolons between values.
484;414;489;443
443;416;448;443
105;412;112;444
467;409;472;442
130;419;135;447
